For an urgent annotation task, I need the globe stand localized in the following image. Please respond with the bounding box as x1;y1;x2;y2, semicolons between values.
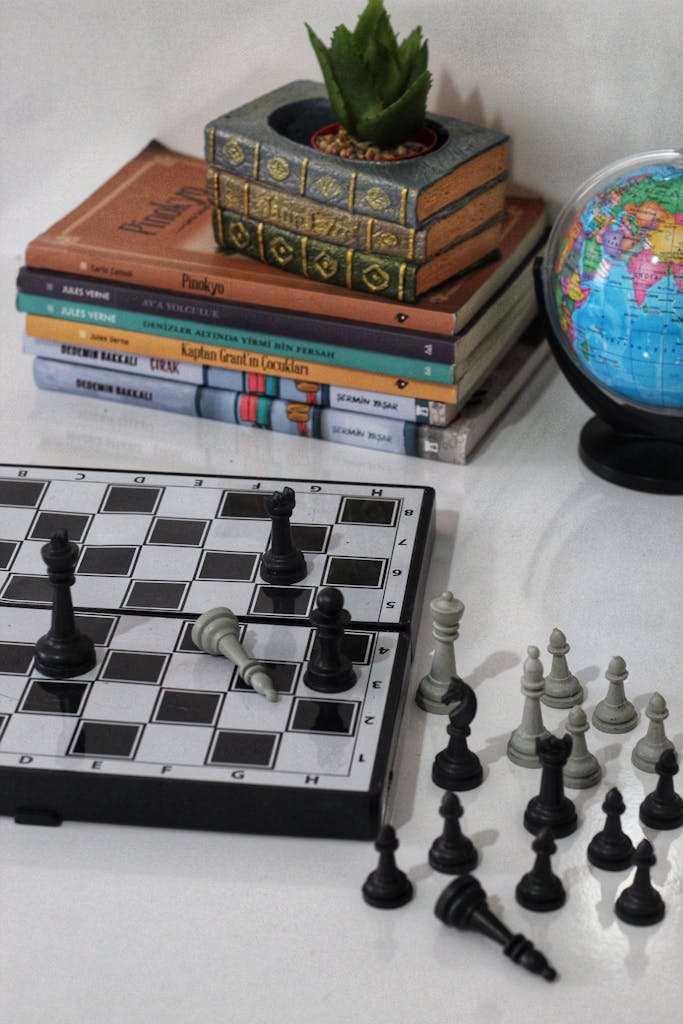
580;418;683;495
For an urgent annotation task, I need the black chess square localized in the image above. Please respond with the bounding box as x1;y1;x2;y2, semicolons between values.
1;575;52;605
209;729;279;767
290;524;330;553
0;642;35;675
70;720;142;758
176;621;199;653
0;540;19;570
147;518;210;547
78;546;138;576
341;632;374;664
323;556;386;588
338;496;399;527
0;478;47;508
218;490;269;519
197;550;258;582
0;714;7;741
99;650;168;685
233;661;299;695
28;511;91;542
21;678;89;715
250;585;314;617
74;614;118;646
154;689;221;725
289;698;357;735
123;580;187;611
101;485;162;514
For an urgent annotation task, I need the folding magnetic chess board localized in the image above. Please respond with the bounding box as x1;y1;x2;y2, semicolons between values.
0;465;434;838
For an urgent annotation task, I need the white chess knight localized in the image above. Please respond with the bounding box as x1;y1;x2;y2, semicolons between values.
192;606;278;702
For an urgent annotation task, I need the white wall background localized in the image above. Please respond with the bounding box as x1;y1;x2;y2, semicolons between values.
1;0;680;254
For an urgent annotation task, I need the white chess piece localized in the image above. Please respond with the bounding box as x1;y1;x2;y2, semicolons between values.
415;592;464;714
192;607;278;702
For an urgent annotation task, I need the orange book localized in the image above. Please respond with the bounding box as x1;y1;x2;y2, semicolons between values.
25;141;547;337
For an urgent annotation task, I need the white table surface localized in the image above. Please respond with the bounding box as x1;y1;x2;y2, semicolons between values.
0;249;681;1024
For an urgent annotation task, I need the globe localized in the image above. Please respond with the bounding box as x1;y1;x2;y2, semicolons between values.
535;149;683;493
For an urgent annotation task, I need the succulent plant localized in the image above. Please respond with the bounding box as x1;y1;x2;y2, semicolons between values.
306;0;432;148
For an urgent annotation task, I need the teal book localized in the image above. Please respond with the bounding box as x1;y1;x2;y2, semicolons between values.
204;80;508;228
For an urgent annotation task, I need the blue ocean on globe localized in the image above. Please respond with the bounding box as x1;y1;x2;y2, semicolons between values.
550;158;683;411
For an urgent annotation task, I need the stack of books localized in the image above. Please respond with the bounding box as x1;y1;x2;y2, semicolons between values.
204;80;510;303
17;140;550;463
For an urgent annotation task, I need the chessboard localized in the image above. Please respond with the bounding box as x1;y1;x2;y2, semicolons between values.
0;464;435;838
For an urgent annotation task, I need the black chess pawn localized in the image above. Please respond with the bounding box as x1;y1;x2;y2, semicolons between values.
259;486;307;585
435;874;557;981
304;587;356;693
34;529;96;679
523;734;577;838
429;791;478;874
515;827;566;911
639;748;683;830
362;824;413;909
587;787;635;870
614;839;665;926
432;677;483;791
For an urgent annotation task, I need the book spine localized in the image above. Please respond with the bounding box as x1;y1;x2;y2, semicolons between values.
25;331;452;424
205;123;421;225
24;238;459;336
32;357;419;457
17;294;453;384
25;315;460;403
16;266;456;364
207;165;424;261
212;209;419;302
22;334;208;383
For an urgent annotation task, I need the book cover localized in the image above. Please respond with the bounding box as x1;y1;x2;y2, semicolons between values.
30;324;549;464
24;314;460;403
17;292;457;384
31;357;419;457
207;165;508;262
24;287;536;409
204;80;508;226
17;234;543;368
211;207;504;302
22;335;457;425
24;140;545;337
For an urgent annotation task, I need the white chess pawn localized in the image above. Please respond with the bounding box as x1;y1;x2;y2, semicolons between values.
507;645;551;768
592;656;638;733
541;628;583;708
415;592;465;714
192;607;278;702
631;692;674;772
563;706;601;788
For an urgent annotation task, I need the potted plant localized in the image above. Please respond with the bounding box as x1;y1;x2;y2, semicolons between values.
306;0;436;161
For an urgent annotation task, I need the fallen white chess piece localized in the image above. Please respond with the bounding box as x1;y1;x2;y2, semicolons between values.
191;606;279;702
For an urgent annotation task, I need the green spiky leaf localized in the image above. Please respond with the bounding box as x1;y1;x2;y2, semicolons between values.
307;0;431;146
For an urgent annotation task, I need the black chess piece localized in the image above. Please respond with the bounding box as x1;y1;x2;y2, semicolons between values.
362;824;413;909
431;677;483;791
614;839;665;926
304;587;356;693
34;529;96;679
523;734;577;838
639;748;683;830
429;791;478;874
259;487;307;585
435;874;557;981
587;787;635;870
515;827;566;911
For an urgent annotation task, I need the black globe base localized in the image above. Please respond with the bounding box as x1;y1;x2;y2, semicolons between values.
579;417;683;495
